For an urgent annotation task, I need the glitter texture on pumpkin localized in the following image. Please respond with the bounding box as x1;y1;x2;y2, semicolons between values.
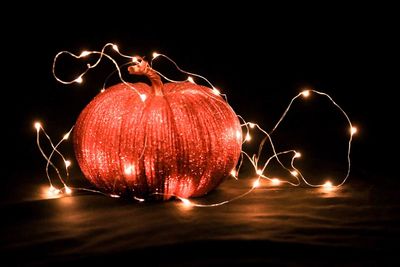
73;59;242;200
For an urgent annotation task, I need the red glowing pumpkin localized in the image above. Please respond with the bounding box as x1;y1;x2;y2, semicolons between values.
73;59;242;200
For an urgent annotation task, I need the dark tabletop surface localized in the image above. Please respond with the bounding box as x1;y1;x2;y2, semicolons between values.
1;172;398;266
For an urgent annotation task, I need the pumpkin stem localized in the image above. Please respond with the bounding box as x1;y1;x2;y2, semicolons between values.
128;57;164;96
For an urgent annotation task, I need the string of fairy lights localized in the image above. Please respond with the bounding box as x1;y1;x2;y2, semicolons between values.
35;43;357;207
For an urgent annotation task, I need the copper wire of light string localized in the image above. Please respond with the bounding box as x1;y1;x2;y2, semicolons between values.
35;43;357;207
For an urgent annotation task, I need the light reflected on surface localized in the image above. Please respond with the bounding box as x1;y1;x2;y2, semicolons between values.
323;181;333;191
180;198;192;208
42;186;61;199
317;181;341;198
271;178;281;186
65;186;72;195
58;195;76;206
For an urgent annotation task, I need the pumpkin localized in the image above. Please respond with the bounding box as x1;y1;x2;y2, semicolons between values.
73;59;242;200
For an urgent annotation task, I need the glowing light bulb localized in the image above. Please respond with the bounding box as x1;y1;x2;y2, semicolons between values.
180;198;192;207
124;165;133;175
212;87;221;95
140;94;147;102
245;133;251;141
253;179;260;188
65;186;72;195
47;186;60;197
34;122;41;131
236;130;242;140
64;160;71;168
290;170;298;176
63;132;70;140
230;169;237;177
75;76;83;84
100;89;105;93
112;44;119;52
302;90;310;98
249;122;255;129
294;152;301;158
132;56;139;63
323;181;333;190
351;126;357;135
152;52;160;59
80;51;90;57
271;178;281;186
187;76;195;84
256;169;263;175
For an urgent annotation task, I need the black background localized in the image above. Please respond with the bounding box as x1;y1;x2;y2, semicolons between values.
1;3;398;265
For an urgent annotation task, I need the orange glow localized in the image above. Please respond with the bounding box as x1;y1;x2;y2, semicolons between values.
65;186;72;195
46;186;60;198
245;133;251;141
180;198;192;207
323;181;333;190
34;122;41;131
302;90;310;97
152;52;160;59
351;126;357;135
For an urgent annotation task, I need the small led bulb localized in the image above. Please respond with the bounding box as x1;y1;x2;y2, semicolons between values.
253;179;260;188
180;198;192;207
271;178;281;186
80;51;90;57
152;52;160;59
65;186;72;195
140;94;147;102
132;56;139;63
302;90;310;97
64;160;71;168
187;76;195;84
212;88;221;95
34;122;41;131
245;133;251;141
63;133;70;140
323;181;333;190
75;76;83;84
